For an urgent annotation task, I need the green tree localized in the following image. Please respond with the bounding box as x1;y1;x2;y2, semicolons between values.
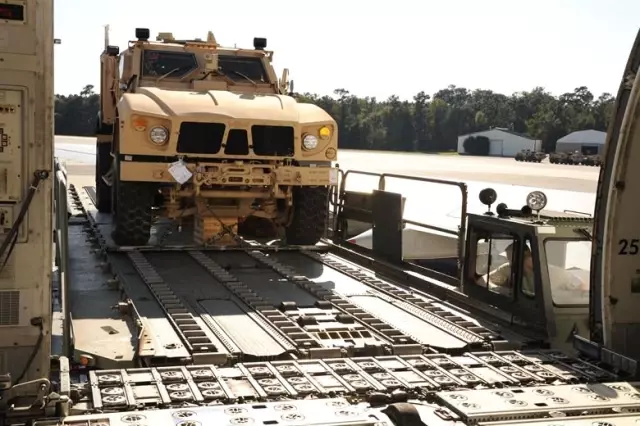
55;84;616;153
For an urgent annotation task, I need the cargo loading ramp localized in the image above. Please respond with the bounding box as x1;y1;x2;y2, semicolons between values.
60;350;623;417
56;178;513;370
50;161;637;426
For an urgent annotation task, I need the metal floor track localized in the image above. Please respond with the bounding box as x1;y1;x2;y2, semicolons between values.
51;171;640;426
86;351;619;410
68;184;525;369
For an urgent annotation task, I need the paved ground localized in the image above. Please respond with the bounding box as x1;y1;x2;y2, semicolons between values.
56;135;599;193
336;150;599;194
56;135;599;224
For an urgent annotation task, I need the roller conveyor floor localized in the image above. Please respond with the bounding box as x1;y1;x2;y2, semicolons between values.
64;185;518;369
52;184;640;426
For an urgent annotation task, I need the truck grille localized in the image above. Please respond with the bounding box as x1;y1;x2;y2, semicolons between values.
224;129;249;155
176;122;225;154
251;125;295;157
176;122;295;157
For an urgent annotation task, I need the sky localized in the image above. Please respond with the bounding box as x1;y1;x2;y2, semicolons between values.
53;0;640;101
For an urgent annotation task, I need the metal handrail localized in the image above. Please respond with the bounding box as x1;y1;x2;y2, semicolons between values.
378;172;468;265
53;158;71;357
332;169;383;239
337;169;469;274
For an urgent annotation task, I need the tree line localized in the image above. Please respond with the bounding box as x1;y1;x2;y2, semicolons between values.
55;84;615;153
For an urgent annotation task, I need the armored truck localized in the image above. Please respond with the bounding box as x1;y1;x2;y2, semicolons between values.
4;2;640;423
549;151;599;166
549;151;571;164
514;149;546;162
95;28;339;247
584;153;603;166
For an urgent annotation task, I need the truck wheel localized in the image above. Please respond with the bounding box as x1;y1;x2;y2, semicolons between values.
95;142;112;213
111;180;155;246
285;186;329;245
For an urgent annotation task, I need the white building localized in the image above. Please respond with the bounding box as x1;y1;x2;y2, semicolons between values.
555;129;606;155
457;128;542;157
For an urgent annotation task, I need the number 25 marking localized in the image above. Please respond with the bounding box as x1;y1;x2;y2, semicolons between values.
619;239;639;255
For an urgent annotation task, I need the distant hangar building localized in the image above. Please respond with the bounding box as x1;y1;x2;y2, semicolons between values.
555;129;606;155
457;128;542;157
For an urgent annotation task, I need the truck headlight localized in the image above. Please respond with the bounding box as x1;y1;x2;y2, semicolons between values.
302;134;318;150
149;126;169;145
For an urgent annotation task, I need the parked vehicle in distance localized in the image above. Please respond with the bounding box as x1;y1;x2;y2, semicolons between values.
514;149;547;162
549;151;602;166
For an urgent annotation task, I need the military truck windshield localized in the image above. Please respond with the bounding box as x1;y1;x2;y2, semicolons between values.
142;50;197;78
544;239;591;306
218;55;268;83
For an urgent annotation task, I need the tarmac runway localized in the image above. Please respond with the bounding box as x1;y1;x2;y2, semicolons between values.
55;135;600;227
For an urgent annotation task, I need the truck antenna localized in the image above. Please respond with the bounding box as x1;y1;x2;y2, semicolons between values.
104;24;110;50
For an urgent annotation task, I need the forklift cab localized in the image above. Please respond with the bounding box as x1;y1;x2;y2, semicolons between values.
462;188;592;352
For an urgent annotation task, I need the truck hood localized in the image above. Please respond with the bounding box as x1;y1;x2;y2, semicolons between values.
122;87;301;122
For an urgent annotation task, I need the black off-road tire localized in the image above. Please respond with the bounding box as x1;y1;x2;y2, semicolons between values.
95;141;112;213
111;180;156;246
285;186;329;246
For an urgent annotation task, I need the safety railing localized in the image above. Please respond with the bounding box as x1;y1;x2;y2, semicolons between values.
333;169;380;217
333;168;469;271
378;172;468;251
325;166;346;239
53;158;71;358
327;169;379;240
329;166;345;211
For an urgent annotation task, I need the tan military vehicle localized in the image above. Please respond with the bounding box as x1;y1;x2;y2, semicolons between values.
95;28;339;247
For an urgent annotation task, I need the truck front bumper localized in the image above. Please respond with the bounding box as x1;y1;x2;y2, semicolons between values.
119;161;340;187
